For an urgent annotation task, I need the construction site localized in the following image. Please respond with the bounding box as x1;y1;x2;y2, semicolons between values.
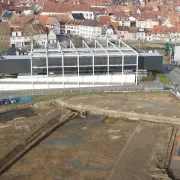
0;91;180;180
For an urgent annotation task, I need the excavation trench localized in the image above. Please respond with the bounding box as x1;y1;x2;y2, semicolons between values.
0;108;81;176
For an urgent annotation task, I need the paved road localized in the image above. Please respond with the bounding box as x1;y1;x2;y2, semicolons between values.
166;66;180;85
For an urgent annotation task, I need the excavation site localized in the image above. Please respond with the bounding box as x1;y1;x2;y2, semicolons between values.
0;92;180;180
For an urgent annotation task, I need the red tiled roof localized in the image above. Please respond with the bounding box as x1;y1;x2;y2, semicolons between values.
42;3;92;13
98;15;111;24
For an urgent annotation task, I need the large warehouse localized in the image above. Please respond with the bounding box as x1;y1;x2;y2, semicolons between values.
0;40;163;90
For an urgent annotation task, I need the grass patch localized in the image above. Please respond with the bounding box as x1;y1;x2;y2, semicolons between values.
153;72;172;84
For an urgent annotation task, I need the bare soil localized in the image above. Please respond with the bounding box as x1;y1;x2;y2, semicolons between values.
0;92;178;180
57;92;180;118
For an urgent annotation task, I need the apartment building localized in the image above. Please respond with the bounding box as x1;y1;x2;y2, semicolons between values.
79;20;104;39
0;22;10;48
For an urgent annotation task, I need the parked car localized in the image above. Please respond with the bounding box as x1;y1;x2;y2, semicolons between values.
0;99;11;105
8;96;17;104
167;65;173;71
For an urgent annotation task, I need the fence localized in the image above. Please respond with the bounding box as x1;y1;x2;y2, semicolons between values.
0;84;173;111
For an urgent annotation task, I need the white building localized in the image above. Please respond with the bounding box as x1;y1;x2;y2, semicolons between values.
136;28;146;40
22;10;34;15
60;20;82;35
79;20;104;39
10;24;47;48
136;19;159;29
105;25;115;35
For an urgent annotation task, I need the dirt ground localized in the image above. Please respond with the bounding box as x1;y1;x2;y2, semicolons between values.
0;92;178;180
57;92;180;118
0;116;173;180
0;104;62;160
108;122;172;180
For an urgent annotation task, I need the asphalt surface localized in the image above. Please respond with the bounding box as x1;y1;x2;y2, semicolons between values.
167;67;180;85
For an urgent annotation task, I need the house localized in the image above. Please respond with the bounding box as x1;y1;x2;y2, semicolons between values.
10;23;47;48
0;22;10;48
128;27;138;40
110;12;131;27
79;19;104;39
38;16;60;35
168;27;179;42
136;28;146;40
1;11;13;22
106;24;115;35
59;19;83;35
147;25;169;41
117;26;129;40
48;29;57;44
135;14;160;29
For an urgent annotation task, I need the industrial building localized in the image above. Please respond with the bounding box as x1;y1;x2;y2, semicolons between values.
0;40;163;90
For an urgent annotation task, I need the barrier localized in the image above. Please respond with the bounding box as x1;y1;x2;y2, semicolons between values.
18;96;33;103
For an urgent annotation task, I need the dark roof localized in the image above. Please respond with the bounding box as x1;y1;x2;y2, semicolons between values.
81;20;102;27
71;13;85;20
2;11;13;18
118;26;129;31
25;18;37;24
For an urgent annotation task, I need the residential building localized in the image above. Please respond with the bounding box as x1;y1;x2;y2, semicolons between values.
147;25;170;41
79;20;104;39
38;16;61;35
105;25;115;35
128;27;138;40
136;16;160;29
0;22;10;48
168;27;179;41
136;28;146;40
117;26;129;40
10;24;47;48
59;19;83;35
1;11;13;22
48;29;57;44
